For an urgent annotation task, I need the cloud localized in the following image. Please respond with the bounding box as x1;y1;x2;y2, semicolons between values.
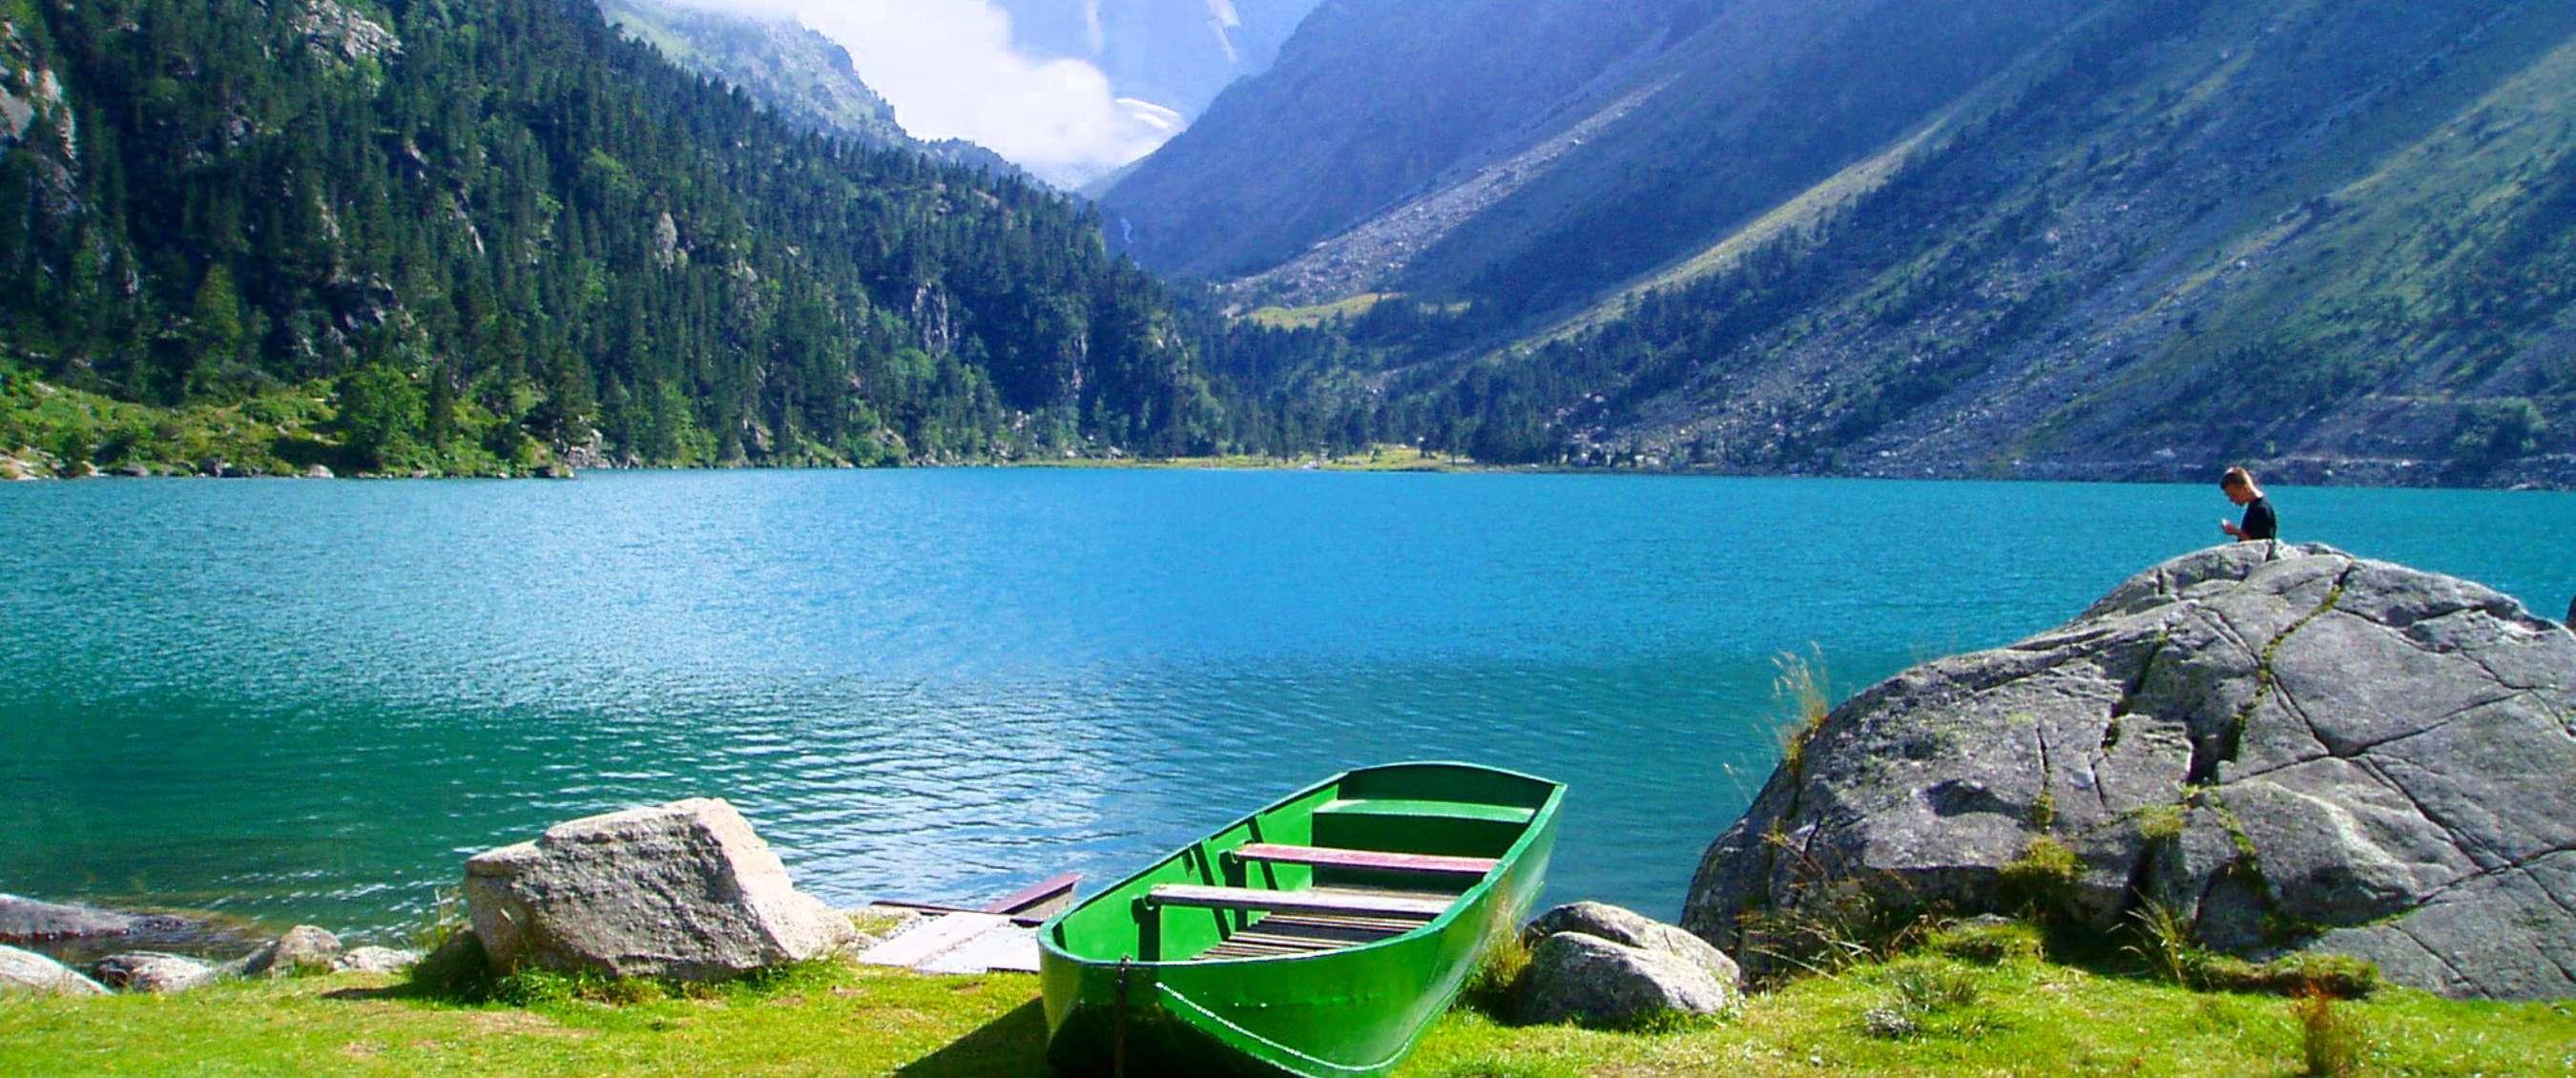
767;1;1173;185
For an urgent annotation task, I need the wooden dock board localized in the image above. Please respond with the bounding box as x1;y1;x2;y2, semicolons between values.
857;912;1012;969
921;923;1040;974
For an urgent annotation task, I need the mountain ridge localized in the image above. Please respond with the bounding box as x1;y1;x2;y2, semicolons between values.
1112;0;2576;487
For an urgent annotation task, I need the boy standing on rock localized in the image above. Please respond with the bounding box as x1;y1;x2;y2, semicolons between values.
2219;466;2277;542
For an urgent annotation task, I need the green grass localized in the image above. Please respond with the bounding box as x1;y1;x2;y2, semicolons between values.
1243;293;1401;330
4;949;2566;1076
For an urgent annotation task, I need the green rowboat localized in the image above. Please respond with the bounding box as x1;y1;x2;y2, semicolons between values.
1037;761;1565;1078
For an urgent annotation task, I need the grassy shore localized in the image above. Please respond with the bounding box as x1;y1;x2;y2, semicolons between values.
6;943;2567;1077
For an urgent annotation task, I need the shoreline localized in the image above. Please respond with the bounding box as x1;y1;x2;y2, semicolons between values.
13;454;2573;492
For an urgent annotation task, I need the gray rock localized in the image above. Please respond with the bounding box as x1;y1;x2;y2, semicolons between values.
0;944;108;996
92;952;218;993
113;464;151;478
0;894;179;943
239;925;343;978
1517;932;1733;1026
302;464;335;479
463;798;855;981
332;945;419;974
1524;902;1739;989
1683;543;2576;1000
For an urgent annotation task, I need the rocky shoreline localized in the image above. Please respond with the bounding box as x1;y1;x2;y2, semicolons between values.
0;893;423;998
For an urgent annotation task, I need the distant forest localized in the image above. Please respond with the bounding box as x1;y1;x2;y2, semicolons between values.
0;0;1374;473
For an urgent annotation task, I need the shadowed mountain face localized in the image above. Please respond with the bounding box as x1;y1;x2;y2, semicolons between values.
1100;0;1721;280
1109;0;2576;486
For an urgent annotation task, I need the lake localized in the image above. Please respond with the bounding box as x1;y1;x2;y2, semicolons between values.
2;469;2569;941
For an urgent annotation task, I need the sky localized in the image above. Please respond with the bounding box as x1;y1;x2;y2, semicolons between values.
730;0;1173;186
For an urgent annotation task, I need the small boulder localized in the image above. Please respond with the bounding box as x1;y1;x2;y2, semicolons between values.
0;944;109;996
113;464;152;478
333;945;420;974
463;798;855;981
1524;902;1740;989
92;952;218;993
302;464;335;479
239;925;343;978
1517;932;1734;1026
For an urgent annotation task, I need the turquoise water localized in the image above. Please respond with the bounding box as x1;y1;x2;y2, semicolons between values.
2;470;2569;940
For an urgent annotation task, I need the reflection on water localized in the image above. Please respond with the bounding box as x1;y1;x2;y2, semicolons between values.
1;470;2568;938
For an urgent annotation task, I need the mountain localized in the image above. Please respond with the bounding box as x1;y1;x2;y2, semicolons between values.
597;0;1016;176
1111;0;2576;487
0;0;1236;475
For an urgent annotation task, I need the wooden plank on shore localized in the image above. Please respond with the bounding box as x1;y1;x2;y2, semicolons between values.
1233;842;1499;877
1145;884;1451;920
857;912;1012;969
921;923;1041;975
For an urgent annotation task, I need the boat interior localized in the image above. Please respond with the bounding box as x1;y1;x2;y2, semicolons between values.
1049;766;1554;964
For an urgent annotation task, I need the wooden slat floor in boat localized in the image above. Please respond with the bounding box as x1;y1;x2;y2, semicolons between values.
1198;910;1422;960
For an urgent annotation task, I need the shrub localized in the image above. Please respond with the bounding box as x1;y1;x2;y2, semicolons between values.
1927;919;2046;965
2202;952;2379;1000
1862;959;1998;1041
1999;836;2082;919
1773;648;1833;780
2136;803;2187;843
2295;987;2365;1076
1460;907;1533;1019
2124;899;2197;985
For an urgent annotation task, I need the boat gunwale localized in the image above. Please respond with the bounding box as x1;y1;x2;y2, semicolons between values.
1035;759;1565;970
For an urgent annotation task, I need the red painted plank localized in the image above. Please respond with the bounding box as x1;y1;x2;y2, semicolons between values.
983;872;1082;916
1233;842;1499;877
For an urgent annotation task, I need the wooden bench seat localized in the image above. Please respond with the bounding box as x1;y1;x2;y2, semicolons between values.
1143;883;1453;921
1230;842;1500;878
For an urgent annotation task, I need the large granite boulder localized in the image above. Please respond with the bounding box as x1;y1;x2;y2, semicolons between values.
1684;544;2576;1000
463;798;855;981
0;944;109;995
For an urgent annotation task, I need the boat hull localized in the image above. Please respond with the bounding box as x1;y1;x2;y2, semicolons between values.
1037;762;1563;1078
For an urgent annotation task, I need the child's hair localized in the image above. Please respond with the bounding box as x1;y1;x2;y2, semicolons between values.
2220;466;2254;490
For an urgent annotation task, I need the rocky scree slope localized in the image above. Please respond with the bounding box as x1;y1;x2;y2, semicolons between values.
1685;543;2576;1001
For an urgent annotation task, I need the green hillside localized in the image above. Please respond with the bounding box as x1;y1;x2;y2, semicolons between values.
0;0;1231;475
